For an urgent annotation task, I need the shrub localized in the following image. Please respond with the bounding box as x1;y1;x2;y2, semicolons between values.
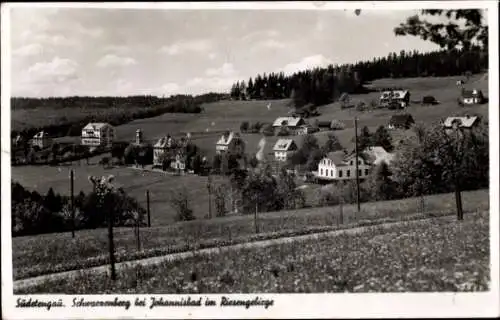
240;121;249;133
262;124;275;136
170;188;195;222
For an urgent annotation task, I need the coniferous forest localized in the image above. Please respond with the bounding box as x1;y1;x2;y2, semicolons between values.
230;48;488;107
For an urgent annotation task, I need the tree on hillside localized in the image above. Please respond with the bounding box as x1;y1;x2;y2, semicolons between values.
322;133;343;153
364;162;398;201
357;126;373;151
169;187;195;222
394;10;488;51
371;126;394;152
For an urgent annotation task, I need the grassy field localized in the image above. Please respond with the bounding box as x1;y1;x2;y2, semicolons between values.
11;189;489;280
11;164;228;225
15;209;489;294
108;74;489;157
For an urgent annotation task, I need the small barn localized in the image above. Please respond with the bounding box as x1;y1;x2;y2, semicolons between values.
388;114;415;130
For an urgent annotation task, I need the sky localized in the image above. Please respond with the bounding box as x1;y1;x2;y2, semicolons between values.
9;7;447;98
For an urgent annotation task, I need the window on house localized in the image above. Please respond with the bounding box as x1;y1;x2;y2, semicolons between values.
338;170;343;178
347;170;350;177
350;161;353;165
331;169;334;177
365;169;369;176
320;168;323;175
358;170;362;176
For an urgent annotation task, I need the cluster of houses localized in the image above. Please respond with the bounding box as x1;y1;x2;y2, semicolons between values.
377;87;484;108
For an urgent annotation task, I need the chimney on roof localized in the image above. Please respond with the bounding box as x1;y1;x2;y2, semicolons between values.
466;115;470;119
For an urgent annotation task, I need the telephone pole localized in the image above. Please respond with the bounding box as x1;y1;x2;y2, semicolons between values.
146;190;151;227
354;117;361;212
70;169;75;238
207;173;213;219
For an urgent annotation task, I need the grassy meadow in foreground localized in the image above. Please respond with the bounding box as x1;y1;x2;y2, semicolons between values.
12;189;489;280
16;210;489;294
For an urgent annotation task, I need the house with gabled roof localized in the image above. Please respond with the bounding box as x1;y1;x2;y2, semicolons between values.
81;122;114;148
443;115;480;131
380;90;410;108
216;131;245;155
461;89;484;105
272;138;298;162
272;116;306;135
316;150;371;181
388;114;415;130
153;135;177;167
32;131;52;149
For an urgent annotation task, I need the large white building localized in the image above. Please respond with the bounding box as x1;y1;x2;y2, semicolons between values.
316;151;371;181
81;123;114;148
272;138;298;162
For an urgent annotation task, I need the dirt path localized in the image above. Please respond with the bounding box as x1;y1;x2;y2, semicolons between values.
13;215;455;291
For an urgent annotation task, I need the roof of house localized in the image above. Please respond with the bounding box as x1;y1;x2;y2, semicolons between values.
273;139;296;151
443;116;479;128
389;114;415;125
380;90;409;100
154;136;175;148
363;146;394;165
83;122;112;130
33;131;49;138
272;116;304;127
216;131;240;146
462;89;483;98
324;151;348;166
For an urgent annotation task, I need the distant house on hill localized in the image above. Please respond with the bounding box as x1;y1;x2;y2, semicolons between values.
171;151;187;173
443;115;480;131
388;114;415;130
272;116;305;135
32;131;52;149
153;135;176;167
461;89;485;105
81;122;114;148
272;139;298;162
421;95;439;105
316;150;371;181
216;131;245;155
379;90;410;108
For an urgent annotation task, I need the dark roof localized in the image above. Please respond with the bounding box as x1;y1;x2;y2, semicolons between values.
462;90;483;98
326;151;347;166
389;114;415;125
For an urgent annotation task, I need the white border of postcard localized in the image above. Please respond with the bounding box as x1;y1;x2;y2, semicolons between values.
2;1;499;319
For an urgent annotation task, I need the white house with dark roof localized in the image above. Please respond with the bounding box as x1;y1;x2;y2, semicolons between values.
81;122;114;147
461;89;484;105
316;151;371;181
153;135;176;166
379;90;410;108
216;131;245;155
32;131;52;149
272;138;298;162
